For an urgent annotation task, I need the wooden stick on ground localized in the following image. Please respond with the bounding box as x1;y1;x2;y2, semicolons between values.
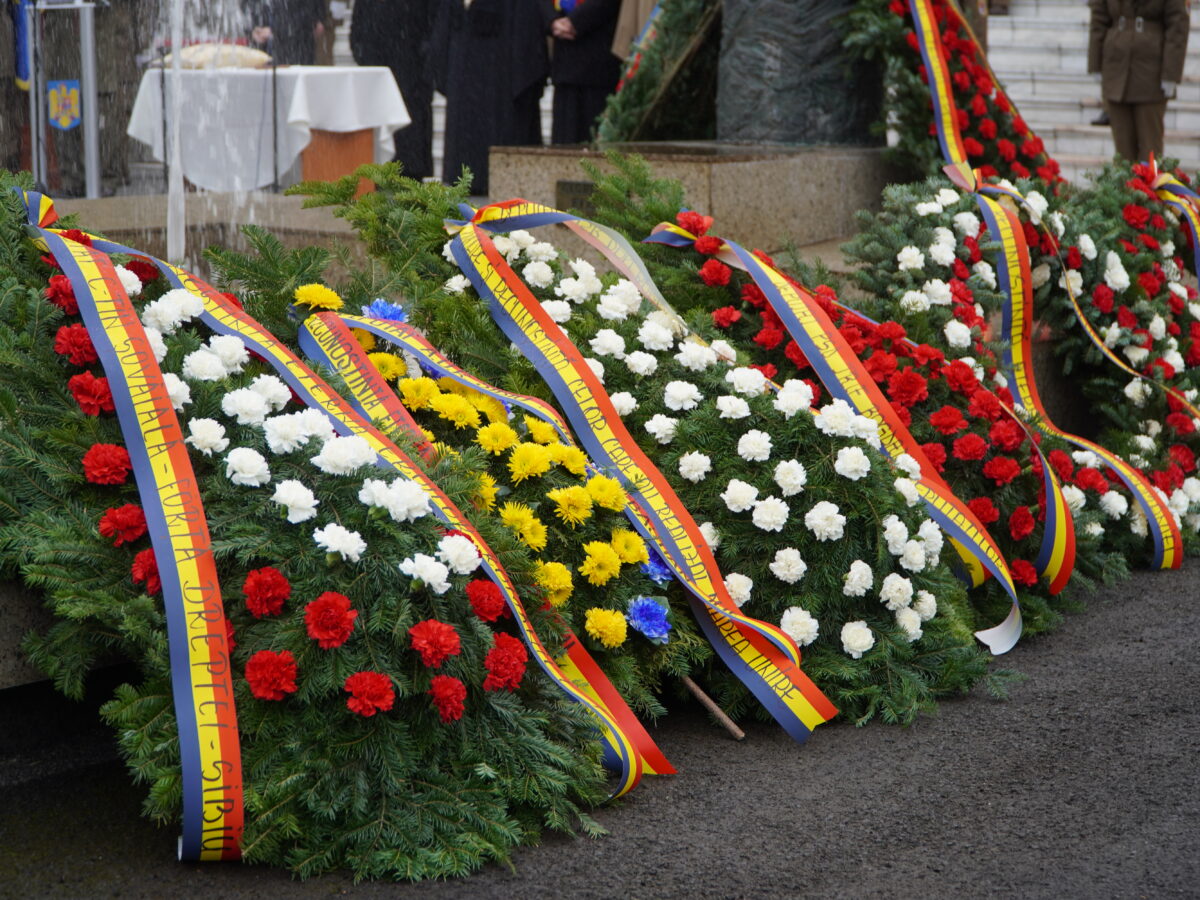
681;675;745;741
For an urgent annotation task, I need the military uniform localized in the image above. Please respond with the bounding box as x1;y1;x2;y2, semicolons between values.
1088;0;1190;162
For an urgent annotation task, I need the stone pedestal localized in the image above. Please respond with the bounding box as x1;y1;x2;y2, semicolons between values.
1;581;52;689
488;141;900;252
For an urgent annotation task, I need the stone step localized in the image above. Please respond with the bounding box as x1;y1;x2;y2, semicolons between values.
995;70;1200;104
1017;96;1200;132
1038;122;1200;161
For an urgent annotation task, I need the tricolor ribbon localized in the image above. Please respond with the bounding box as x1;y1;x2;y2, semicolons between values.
1150;161;1200;281
906;0;968;165
969;181;1184;569
647;220;1024;652
21;192;244;861
297;312;674;776
75;228;658;797
449;221;838;741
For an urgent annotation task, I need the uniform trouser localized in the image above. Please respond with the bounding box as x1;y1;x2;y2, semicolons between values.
1106;99;1167;163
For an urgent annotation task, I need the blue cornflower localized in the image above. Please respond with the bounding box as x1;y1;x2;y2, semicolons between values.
627;597;671;644
639;546;674;586
362;298;408;322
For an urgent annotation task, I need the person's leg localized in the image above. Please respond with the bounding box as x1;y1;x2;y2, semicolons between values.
1105;100;1138;161
1132;100;1167;162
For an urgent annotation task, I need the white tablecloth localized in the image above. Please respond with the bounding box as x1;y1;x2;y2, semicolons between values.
127;66;410;192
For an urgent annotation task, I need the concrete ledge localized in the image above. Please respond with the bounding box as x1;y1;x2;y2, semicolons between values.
488;141;902;252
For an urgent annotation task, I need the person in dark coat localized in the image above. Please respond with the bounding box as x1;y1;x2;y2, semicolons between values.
248;0;328;65
540;0;622;144
350;0;436;179
434;0;548;195
1088;0;1190;163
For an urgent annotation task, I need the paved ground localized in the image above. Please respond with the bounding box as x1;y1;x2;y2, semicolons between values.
2;562;1198;899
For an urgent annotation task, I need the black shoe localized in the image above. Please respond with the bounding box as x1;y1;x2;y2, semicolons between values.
1091;111;1110;126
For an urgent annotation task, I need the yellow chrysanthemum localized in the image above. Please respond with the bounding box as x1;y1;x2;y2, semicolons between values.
584;608;628;648
352;328;377;351
397;377;440;410
368;352;406;381
585;474;627;511
499;501;536;533
474;472;498;510
421;427;436;443
433;442;460;459
470;393;509;425
535;560;574;607
476;421;520;455
546;444;588;477
546;486;593;528
610;529;649;566
293;283;344;310
579;540;621;587
524;415;559;445
430;392;482;429
508;442;553;483
520;517;548;552
438;376;472;396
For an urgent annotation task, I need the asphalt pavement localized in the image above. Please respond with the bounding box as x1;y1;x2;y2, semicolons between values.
2;562;1198;899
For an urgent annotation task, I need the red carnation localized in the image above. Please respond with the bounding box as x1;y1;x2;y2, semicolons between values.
82;443;132;485
693;235;722;255
968;496;1000;524
943;360;979;394
1066;246;1082;269
409;619;461;668
839;322;868;354
1010;559;1038;586
997;138;1017;162
963;137;984;157
875;321;907;345
967;389;1003;421
911;343;944;370
711;306;741;329
44;274;78;314
1009;505;1036;541
784;340;810;370
698;259;731;287
1169;444;1196;473
131;548;161;595
989;418;1025;452
225;618;236;651
467;579;507;622
750;362;777;380
1122;204;1150;230
98;503;147;547
1138;270;1162;297
676;210;712;237
245;649;298;701
930;405;968;435
887;367;929;408
983;455;1022;485
125;258;161;285
741;283;766;308
1048;449;1074;482
865;351;898;383
243;566;291;618
1166;412;1195;435
429;674;467;723
952;433;988;461
978;117;997;139
68;371;115;416
1092;284;1114;314
344;670;395;717
304;591;358;649
1139;233;1160;251
1075;466;1110;492
53;323;98;365
754;326;784;351
921;441;948;472
482;633;528;692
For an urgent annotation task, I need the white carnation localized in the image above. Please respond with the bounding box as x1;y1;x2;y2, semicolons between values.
262;414;309;455
841;621;875;659
311;434;376;475
589;328;626;358
923;278;952;305
1061;484;1086;514
625;351;659;377
207;334;249;373
895;477;921;506
716;395;751;419
143;326;167;363
1123;379;1152;406
1148;314;1167;341
929;241;956;267
1059;269;1083;297
724;573;753;607
398;552;450;592
114;264;143;298
185;418;229;456
271;479;319;523
638;319;675;351
725;366;768;396
842;559;873;597
918;519;944;563
709;339;737;363
896;607;924;642
443;274;471;294
664;380;703;411
899;539;927;572
162;372;191;411
224;447;271;487
596;294;630;321
773;379;814;417
721;478;759;513
953;211;980;237
1123;345;1149;366
522;261;554;289
834;446;871;480
894;453;921;479
1099;490;1128;519
770;548;808;585
438;533;482;574
541;299;573;323
972;261;997;289
813;398;857;438
944;319;972;349
221;388;270;425
914;590;937;621
644;414;678;444
699;521;721;550
773;459;807;496
584;357;605;384
805;500;846;541
915;200;943;216
780;607;818;646
554;276;593;304
1104;251;1130;292
610;391;638;416
936;188;960;207
879;572;914;610
737;429;772;462
883;515;909;555
524;241;556;263
249;374;292;412
675;341;717;371
1024;190;1048;223
900;290;930;314
751;496;789;532
182;348;228;382
1078;233;1097;260
678;451;712;482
